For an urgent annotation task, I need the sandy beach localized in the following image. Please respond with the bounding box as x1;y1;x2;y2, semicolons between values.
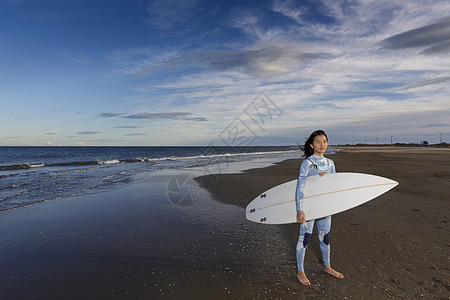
196;146;450;299
0;147;448;299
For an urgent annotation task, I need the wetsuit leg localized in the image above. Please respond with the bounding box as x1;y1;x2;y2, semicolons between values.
316;216;331;267
296;219;314;271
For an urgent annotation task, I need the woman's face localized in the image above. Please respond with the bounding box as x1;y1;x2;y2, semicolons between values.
310;134;328;156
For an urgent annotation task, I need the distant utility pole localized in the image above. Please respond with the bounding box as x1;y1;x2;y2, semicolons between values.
439;133;443;143
390;136;393;144
376;137;379;144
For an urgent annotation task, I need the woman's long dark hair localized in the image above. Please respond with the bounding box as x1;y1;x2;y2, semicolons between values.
300;130;328;157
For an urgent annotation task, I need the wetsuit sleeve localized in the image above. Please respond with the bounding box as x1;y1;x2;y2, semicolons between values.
331;159;336;174
295;160;311;211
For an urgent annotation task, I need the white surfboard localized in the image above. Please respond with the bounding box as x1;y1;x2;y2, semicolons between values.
246;173;398;224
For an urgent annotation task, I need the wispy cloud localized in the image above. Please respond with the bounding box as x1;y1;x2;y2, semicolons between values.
421;123;449;128
77;131;102;135
190;46;333;77
123;112;191;120
115;125;145;128
98;112;124;118
271;0;305;25
106;47;179;78
122;112;207;121
55;48;94;64
108;45;332;78
403;76;450;90
423;40;450;54
145;0;202;32
124;133;147;136
380;16;450;54
98;111;208;123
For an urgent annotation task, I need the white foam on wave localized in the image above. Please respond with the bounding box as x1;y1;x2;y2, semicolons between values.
29;163;45;168
98;159;121;165
147;149;298;163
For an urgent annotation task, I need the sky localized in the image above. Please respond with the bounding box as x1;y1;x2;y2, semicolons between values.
1;0;450;146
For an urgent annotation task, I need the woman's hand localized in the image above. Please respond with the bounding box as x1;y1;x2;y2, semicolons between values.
297;210;306;223
319;172;328;177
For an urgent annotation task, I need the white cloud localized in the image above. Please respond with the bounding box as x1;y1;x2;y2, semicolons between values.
271;0;306;25
103;0;450;144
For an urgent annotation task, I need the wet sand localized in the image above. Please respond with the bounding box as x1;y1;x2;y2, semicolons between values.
0;167;304;299
0;148;448;299
196;147;450;299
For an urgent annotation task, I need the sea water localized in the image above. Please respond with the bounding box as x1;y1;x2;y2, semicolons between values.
0;146;299;212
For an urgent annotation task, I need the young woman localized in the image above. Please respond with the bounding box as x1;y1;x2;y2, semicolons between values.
296;130;344;286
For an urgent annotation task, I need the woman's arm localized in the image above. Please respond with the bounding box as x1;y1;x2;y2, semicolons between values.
295;160;311;223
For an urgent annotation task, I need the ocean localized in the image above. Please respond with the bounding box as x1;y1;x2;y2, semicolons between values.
0;146;299;212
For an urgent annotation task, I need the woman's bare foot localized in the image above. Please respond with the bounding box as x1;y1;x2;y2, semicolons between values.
324;266;344;279
297;271;311;286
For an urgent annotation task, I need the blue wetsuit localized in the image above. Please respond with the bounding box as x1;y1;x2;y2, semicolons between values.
295;154;335;271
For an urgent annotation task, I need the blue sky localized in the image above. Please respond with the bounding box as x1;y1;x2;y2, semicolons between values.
1;0;450;146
